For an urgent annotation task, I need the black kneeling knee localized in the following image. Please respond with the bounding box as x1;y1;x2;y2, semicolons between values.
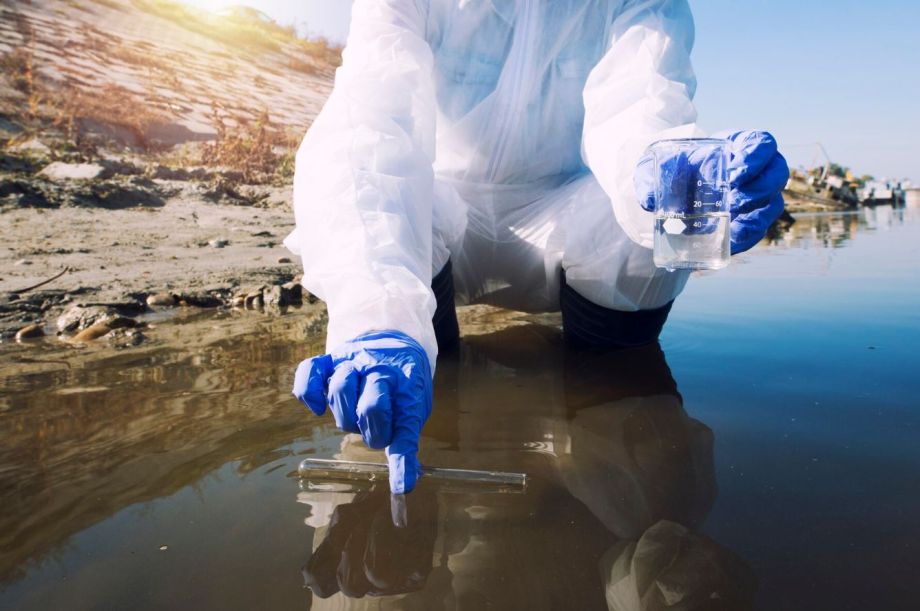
560;270;673;350
432;259;460;350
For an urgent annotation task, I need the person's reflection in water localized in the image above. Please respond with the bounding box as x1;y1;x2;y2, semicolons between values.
559;342;756;610
300;326;755;610
301;482;443;601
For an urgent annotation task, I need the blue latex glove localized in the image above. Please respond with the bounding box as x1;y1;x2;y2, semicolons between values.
636;130;789;254
292;331;432;494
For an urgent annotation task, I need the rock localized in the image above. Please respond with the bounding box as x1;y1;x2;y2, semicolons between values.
14;259;32;266
149;165;197;181
281;281;303;304
56;305;116;333
244;291;264;310
0;180;55;208
230;296;245;308
106;327;146;347
262;285;290;308
0;152;39;174
8;138;51;156
70;181;165;209
177;292;222;308
73;323;111;342
72;317;137;342
39;161;106;181
239;287;265;310
15;323;44;341
277;257;292;264
208;239;229;249
146;292;177;307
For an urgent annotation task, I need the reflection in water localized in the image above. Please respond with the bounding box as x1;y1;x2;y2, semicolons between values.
0;314;325;586
763;204;916;250
301;328;754;610
2;210;919;609
302;484;439;599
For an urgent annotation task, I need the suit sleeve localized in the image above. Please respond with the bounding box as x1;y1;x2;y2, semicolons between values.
582;0;703;248
284;0;439;371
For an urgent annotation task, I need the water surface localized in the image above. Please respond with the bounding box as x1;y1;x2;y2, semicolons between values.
1;205;919;610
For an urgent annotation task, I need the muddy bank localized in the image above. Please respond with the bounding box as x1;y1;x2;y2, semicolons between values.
0;0;343;342
0;170;312;341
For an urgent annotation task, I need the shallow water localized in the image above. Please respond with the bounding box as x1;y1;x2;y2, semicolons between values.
1;205;919;610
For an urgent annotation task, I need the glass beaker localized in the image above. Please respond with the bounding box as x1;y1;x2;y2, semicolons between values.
649;138;730;271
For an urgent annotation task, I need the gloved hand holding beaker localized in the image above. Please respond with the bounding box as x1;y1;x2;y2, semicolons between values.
715;130;790;254
292;330;432;494
635;130;789;265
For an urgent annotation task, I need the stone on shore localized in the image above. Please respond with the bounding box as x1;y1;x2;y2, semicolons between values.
57;305;117;333
39;162;106;181
146;292;178;307
72;317;137;342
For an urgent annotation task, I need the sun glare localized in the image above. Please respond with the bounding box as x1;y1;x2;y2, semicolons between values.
181;0;236;14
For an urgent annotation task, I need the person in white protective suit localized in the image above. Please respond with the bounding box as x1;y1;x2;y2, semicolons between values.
288;0;789;494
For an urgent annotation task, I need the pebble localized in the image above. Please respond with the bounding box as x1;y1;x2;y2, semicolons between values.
107;328;146;347
281;281;303;302
242;287;265;310
208;239;229;248
9;138;51;155
72;322;115;342
263;285;290;307
72;317;137;342
15;323;45;341
14;259;32;266
277;257;292;264
56;305;116;333
146;292;177;307
177;292;222;308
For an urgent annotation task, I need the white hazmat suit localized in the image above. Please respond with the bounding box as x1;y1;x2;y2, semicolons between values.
285;0;701;369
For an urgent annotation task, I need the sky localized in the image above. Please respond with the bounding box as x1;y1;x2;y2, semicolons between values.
184;0;919;182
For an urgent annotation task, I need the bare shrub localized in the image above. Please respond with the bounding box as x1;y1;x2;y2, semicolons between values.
198;105;298;184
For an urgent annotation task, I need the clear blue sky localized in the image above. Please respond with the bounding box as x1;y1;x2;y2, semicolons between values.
188;0;919;182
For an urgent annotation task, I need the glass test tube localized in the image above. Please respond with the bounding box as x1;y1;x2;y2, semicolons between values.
298;458;527;490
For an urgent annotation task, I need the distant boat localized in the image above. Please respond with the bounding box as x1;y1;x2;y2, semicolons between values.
859;180;905;206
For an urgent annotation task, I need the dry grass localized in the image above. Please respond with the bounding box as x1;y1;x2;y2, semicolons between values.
0;49;43;123
198;105;298;184
1;47;168;156
54;83;170;151
1;3;330;177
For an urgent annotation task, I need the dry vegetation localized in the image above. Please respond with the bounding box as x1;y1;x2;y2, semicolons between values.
1;1;336;184
1;46;168;158
198;106;298;184
2;43;297;181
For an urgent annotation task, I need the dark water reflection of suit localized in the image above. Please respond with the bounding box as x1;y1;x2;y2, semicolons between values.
302;325;755;610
